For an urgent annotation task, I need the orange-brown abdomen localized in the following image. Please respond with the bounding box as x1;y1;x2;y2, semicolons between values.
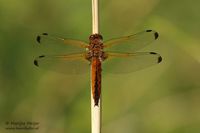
91;57;102;106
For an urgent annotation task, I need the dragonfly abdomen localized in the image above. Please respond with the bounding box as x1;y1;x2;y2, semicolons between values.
91;57;102;106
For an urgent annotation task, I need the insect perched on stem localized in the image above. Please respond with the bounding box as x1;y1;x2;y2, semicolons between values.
34;30;162;106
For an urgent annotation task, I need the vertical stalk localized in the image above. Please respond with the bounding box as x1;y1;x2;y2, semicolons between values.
91;0;101;133
92;0;99;34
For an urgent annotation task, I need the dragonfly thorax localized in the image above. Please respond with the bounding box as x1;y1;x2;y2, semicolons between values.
86;34;107;61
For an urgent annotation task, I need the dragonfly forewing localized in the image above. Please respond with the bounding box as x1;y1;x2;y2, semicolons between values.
104;30;159;52
36;33;88;53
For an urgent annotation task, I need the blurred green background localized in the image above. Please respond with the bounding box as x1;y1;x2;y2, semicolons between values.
0;0;200;133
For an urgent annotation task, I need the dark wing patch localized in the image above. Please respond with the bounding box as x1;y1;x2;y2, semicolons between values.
36;36;41;43
36;33;49;44
39;55;45;58
34;60;39;66
154;32;159;40
42;33;48;35
158;56;162;63
150;52;157;55
146;30;152;32
150;52;162;63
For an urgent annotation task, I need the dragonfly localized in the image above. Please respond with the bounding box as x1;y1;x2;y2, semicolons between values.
34;30;162;106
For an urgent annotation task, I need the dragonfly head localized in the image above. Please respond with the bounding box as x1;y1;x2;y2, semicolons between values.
89;34;103;42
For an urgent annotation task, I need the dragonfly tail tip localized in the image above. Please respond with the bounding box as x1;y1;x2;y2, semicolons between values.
94;104;99;107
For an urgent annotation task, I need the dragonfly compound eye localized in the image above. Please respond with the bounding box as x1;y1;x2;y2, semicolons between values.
89;34;103;40
98;34;103;40
89;35;95;40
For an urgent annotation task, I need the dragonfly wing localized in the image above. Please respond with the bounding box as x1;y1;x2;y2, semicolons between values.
103;52;162;73
34;53;90;74
104;30;159;52
36;33;88;53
